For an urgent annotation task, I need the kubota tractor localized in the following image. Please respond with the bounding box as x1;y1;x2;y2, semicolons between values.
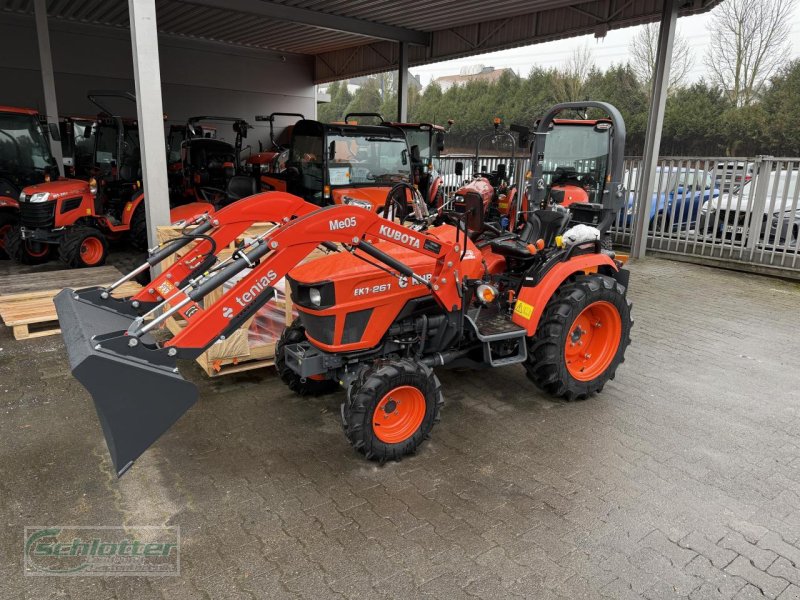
344;112;453;208
247;112;305;192
53;102;632;476
0;105;61;258
281;118;413;212
6;90;213;268
168;116;255;207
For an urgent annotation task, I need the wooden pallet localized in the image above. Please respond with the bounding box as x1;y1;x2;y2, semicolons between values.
0;280;141;341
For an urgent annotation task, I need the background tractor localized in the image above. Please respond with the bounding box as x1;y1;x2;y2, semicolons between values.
168;115;255;207
0;105;61;258
247;112;305;192
344;112;453;208
284;118;413;212
5;90;213;268
51;102;632;475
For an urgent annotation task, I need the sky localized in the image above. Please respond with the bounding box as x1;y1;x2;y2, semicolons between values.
408;3;800;86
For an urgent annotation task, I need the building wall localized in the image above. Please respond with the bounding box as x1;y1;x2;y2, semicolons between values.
0;13;316;149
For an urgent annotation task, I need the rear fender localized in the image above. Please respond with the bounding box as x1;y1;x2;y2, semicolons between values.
121;190;144;227
512;253;618;336
429;176;442;205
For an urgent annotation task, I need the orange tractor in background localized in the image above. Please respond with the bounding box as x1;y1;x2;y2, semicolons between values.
247;112;305;192
0;105;62;259
5;91;213;268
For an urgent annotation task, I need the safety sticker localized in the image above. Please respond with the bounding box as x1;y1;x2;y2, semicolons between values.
514;300;534;320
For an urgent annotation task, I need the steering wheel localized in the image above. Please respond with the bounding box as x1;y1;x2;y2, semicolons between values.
379;183;412;223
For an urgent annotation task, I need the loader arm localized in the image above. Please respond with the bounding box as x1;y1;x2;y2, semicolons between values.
144;204;464;354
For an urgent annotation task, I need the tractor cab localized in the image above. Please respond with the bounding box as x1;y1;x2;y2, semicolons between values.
285;119;412;211
247;112;305;192
59;116;96;179
523;103;626;242
170;116;254;206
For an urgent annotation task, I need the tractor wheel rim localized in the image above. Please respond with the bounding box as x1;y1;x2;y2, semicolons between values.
373;385;426;444
80;237;104;265
565;301;622;382
25;241;49;257
0;224;10;250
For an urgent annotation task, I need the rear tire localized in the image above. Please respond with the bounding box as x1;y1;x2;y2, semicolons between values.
342;359;443;462
525;274;632;401
4;226;52;264
601;233;613;251
275;319;338;396
130;203;148;251
59;226;108;268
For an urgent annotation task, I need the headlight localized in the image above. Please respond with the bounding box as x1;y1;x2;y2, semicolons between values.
308;287;322;307
89;178;98;196
18;192;26;202
29;192;51;203
342;196;373;211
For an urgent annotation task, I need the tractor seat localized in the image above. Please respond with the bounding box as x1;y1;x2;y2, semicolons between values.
488;209;570;259
227;175;258;201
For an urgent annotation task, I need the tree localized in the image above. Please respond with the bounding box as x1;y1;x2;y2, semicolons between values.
344;79;383;116
318;80;352;122
759;60;800;155
630;23;694;96
551;45;595;102
705;0;797;107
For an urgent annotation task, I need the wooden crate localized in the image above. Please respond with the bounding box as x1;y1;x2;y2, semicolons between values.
0;280;142;340
156;224;327;377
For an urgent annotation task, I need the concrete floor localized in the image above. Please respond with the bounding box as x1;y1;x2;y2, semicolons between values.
2;257;800;599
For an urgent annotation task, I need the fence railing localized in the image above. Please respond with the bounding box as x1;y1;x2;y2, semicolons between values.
439;154;800;274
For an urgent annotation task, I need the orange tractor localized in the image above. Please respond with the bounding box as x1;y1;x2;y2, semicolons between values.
5;91;213;267
246;112;305;192
0;105;61;258
53;103;632;476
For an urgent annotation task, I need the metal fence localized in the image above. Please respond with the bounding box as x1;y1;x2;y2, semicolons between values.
439;154;800;276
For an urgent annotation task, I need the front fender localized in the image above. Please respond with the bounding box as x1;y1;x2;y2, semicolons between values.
0;195;19;210
121;190;145;226
512;253;619;336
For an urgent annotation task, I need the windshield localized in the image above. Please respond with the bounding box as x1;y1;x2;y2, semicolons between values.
95;123;140;177
326;134;409;186
0;112;56;173
167;127;185;163
404;129;432;162
542;125;609;198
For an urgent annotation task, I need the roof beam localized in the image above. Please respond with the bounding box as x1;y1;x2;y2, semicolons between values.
180;0;430;45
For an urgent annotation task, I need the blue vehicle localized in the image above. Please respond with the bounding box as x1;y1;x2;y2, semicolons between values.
626;166;718;231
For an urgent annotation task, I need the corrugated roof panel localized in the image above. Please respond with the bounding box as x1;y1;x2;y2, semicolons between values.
0;0;722;78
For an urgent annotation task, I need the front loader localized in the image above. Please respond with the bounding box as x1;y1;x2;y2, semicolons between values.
55;102;633;477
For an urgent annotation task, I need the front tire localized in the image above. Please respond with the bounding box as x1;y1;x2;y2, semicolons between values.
525;274;632;401
4;226;52;264
0;212;17;259
342;359;443;462
275;319;338;396
58;226;108;268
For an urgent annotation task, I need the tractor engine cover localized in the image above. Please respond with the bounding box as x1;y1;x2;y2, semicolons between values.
286;225;483;353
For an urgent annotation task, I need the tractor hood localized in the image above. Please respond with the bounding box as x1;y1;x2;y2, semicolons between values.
286;224;482;352
21;178;89;201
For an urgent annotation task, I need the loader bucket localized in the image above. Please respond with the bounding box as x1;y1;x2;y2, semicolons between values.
54;288;198;477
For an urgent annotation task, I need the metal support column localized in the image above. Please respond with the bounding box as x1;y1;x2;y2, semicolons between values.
33;0;64;177
397;41;409;122
128;0;171;250
631;0;679;259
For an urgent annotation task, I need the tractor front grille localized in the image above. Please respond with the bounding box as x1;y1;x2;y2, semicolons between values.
299;313;335;346
19;201;55;228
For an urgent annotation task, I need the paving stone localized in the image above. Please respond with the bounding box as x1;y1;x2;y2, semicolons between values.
725;556;789;599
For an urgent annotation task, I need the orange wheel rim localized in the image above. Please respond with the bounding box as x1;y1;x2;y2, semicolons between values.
25;242;49;257
565;301;622;382
373;385;426;444
80;237;104;265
